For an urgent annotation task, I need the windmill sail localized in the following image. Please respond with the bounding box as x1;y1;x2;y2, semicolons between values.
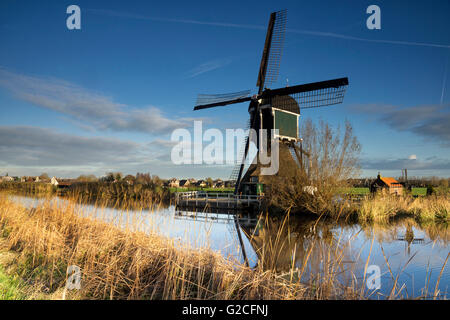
263;77;349;111
256;9;287;92
192;10;349;195
194;90;252;110
292;83;348;109
234;10;287;192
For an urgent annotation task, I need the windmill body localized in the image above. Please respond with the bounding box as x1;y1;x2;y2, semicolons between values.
194;10;349;195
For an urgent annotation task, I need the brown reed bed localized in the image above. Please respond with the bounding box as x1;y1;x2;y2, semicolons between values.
358;194;449;224
0;193;315;300
0;192;447;300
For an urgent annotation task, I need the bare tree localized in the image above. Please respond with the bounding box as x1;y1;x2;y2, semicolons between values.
268;119;361;215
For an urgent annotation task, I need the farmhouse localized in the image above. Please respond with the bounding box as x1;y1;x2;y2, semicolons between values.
0;175;14;182
370;173;403;195
168;178;179;188
179;179;190;188
57;179;75;189
196;180;207;188
213;179;224;188
50;177;59;186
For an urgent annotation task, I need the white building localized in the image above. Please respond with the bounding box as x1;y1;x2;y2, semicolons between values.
50;177;59;186
168;178;179;188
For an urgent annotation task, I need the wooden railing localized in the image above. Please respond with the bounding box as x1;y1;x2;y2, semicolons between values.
175;191;263;207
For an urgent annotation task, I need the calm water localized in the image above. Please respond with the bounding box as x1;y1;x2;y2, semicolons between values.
9;194;450;299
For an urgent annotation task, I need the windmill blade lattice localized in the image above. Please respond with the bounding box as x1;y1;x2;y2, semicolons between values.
257;9;287;91
264;9;287;88
196;90;251;106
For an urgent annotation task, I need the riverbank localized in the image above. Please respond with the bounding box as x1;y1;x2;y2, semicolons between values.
0;181;234;206
1;192;448;299
1;182;448;223
0;194;319;300
357;194;449;224
0;241;24;300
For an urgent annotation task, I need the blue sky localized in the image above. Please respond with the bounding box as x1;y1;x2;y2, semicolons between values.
0;0;449;179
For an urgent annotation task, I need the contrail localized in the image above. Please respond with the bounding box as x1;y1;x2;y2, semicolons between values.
441;52;449;105
87;9;265;30
88;8;450;49
287;29;450;49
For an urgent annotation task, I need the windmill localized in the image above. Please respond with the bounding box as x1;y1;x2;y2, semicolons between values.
193;10;349;194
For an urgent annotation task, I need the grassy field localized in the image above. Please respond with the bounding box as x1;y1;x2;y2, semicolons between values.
343;187;370;195
0;265;25;300
411;187;428;196
341;187;440;197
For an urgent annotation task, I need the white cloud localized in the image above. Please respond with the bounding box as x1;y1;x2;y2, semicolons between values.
0;68;193;134
362;156;450;171
349;103;450;147
408;154;417;160
0;125;236;179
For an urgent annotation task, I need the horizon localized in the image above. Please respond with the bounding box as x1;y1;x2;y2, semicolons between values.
1;0;449;179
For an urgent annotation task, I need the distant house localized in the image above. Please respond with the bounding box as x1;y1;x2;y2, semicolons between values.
196;180;207;188
371;173;403;195
224;180;235;188
57;179;75;189
168;178;179;188
179;179;190;188
35;176;40;182
0;176;14;182
213;179;224;188
50;177;59;186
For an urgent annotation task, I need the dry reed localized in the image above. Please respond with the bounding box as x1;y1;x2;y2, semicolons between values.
0;193;309;300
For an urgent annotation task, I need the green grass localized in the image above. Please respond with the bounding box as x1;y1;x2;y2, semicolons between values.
0;265;25;300
339;187;370;196
341;187;439;197
411;187;427;196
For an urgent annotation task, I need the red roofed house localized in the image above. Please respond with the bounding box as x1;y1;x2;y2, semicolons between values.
371;173;404;195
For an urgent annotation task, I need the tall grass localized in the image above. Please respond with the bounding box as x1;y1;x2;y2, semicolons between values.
244;213;449;299
0;193;311;300
68;182;169;204
0;264;25;300
0;192;447;300
242;213;363;299
358;194;449;223
0;182;55;195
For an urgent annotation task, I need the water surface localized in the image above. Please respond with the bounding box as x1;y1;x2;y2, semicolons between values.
9;194;449;299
